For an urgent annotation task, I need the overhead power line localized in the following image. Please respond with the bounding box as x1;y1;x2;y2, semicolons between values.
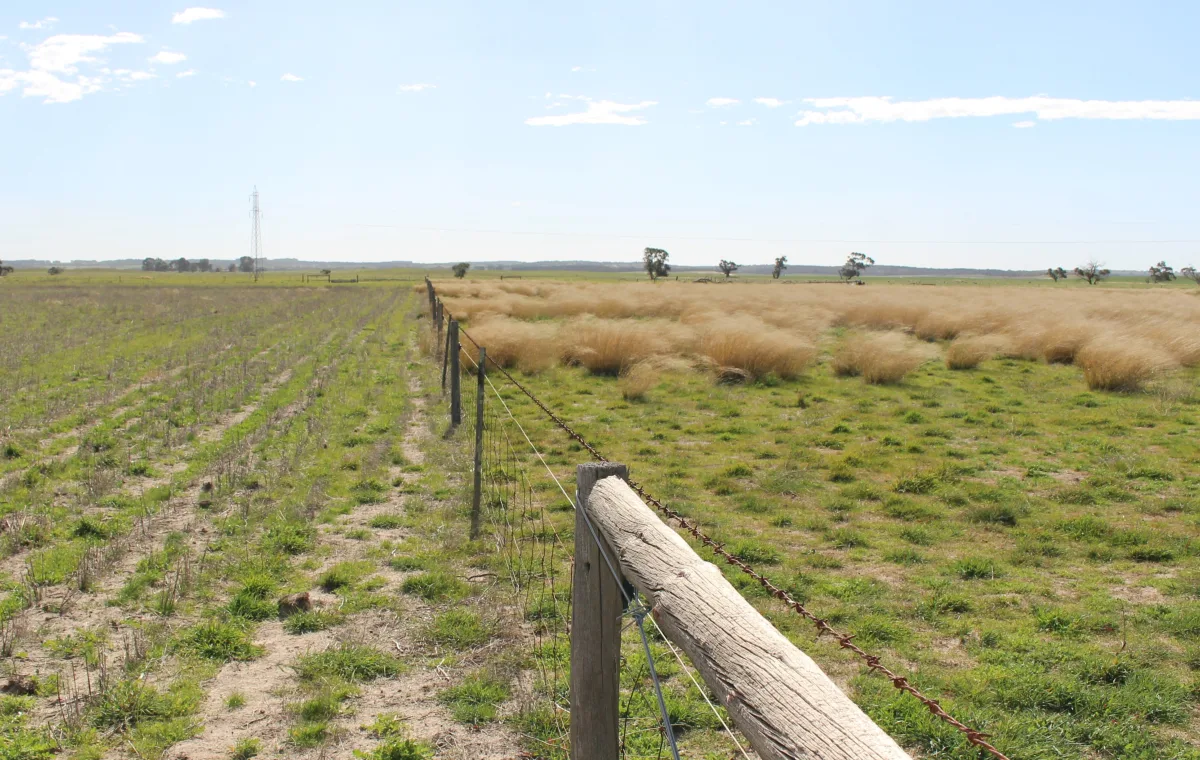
349;223;1199;245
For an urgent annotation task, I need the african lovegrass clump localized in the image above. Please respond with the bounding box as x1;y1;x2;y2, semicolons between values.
832;332;931;384
1075;339;1176;391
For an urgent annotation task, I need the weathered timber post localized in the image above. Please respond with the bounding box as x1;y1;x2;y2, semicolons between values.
448;320;461;427
435;300;443;352
571;462;629;760
441;326;450;392
470;347;486;539
584;476;914;760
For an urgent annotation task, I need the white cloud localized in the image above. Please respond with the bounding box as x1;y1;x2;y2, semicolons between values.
526;97;657;126
795;95;1200;126
737;119;755;126
706;97;739;107
112;69;155;82
398;83;435;92
176;69;196;78
29;32;143;73
280;73;303;82
1;31;145;103
1013;120;1036;128
247;80;256;87
570;65;595;73
753;97;785;108
19;17;58;31
172;8;225;24
150;50;187;64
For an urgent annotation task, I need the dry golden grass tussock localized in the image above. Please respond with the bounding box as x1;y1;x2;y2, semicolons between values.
429;279;1200;390
1075;338;1177;391
1038;322;1094;364
465;315;561;373
618;362;659;401
560;317;693;375
832;332;935;384
946;334;1014;369
836;300;930;331
695;316;816;379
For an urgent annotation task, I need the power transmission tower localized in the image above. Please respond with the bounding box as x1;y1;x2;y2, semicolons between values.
250;187;263;282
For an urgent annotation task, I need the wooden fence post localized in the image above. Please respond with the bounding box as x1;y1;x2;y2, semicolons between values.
448;320;461;427
470;347;486;539
571;462;629;760
435;300;443;356
441;326;450;393
584;476;914;760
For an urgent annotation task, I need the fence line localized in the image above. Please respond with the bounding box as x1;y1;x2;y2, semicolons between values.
460;347;747;759
423;277;1010;760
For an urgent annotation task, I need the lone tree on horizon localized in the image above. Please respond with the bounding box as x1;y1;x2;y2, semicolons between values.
718;259;738;279
1046;267;1068;282
772;255;788;279
1148;260;1176;283
1074;260;1110;285
452;262;471;279
838;252;874;282
643;247;670;281
0;260;12;277
1181;265;1200;285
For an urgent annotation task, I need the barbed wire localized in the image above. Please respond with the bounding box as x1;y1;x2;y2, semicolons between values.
435;284;1010;760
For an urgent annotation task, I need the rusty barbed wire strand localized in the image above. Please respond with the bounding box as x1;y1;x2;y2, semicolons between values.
432;286;1010;760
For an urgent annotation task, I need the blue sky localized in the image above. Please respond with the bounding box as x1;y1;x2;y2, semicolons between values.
2;1;1198;270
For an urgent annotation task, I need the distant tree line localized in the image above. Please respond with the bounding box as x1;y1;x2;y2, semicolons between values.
142;256;255;273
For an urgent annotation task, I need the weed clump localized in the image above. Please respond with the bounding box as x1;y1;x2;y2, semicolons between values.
295;643;403;682
439;672;510;725
426;609;494;650
401;571;470;601
176;621;263;662
284;609;344;634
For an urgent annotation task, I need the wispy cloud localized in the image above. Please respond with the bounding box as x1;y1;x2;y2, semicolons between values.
115;69;156;82
177;69;197;78
172;8;225;24
1013;120;1035;128
280;73;303;82
19;17;58;31
526;97;657;126
706;97;739;107
398;83;435;92
795;95;1200;126
737;119;756;126
247;80;256;88
150;50;187;65
753;97;785;108
570;65;595;73
1;31;145;103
